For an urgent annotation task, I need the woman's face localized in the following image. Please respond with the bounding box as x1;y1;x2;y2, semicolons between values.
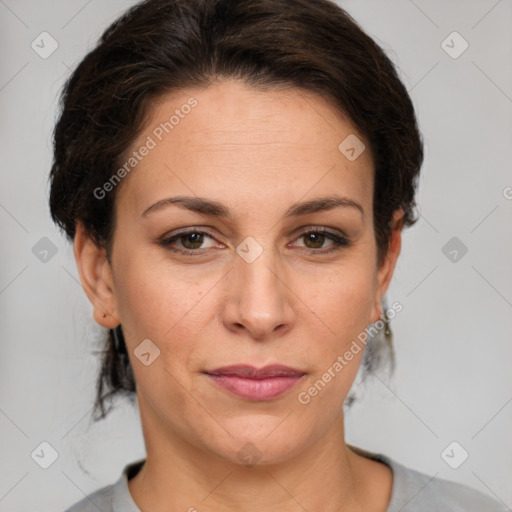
80;78;402;465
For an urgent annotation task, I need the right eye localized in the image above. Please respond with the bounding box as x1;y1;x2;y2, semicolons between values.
158;229;221;255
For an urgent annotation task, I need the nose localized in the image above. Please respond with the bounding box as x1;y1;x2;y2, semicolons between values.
222;242;295;341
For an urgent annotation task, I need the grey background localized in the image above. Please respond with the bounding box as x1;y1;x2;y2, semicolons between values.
0;0;511;511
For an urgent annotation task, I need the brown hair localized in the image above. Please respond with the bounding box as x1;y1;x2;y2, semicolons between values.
48;0;423;420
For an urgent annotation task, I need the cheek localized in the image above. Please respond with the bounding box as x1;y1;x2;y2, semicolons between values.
297;258;376;405
113;249;211;340
113;255;207;406
294;274;373;416
312;261;376;335
114;238;377;361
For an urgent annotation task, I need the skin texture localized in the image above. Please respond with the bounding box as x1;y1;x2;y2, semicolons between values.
74;78;403;512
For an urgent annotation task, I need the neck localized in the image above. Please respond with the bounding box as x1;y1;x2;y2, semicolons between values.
128;401;374;512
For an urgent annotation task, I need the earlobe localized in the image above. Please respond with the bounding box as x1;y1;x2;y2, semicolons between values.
73;220;119;328
370;209;404;324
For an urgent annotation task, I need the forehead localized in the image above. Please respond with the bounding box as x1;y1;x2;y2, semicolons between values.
115;79;374;222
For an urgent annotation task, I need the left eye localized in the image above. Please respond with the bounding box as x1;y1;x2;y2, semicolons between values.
159;228;350;255
294;229;350;252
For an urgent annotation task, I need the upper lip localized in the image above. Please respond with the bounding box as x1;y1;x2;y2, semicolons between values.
205;364;305;379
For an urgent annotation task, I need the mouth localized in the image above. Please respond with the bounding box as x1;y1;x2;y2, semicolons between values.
204;364;306;401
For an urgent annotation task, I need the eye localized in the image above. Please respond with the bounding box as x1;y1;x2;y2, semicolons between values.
292;228;351;254
158;230;219;255
158;227;351;256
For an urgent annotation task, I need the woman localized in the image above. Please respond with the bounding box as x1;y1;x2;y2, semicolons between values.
48;0;507;511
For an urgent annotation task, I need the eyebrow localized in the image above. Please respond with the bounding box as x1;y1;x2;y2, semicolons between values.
140;194;365;220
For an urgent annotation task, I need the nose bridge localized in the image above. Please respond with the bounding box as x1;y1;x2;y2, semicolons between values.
237;236;283;306
227;235;292;337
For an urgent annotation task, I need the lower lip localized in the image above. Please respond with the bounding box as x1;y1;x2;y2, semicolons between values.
206;374;304;400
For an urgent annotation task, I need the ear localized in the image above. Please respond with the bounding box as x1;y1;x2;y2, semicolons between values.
369;209;404;324
73;220;120;328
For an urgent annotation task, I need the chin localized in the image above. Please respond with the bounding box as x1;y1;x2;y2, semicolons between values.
201;419;313;468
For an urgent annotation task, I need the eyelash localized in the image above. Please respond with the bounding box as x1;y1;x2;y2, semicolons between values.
158;227;351;256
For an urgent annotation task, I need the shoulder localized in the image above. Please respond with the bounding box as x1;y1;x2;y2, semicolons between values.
385;456;508;512
348;445;508;512
63;483;113;512
62;459;145;512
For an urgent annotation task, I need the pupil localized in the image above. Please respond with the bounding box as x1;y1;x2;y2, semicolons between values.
183;233;202;248
306;233;324;248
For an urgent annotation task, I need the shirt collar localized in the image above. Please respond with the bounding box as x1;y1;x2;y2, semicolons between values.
112;458;145;512
112;450;401;512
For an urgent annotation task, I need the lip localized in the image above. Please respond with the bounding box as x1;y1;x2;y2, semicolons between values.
204;364;306;401
206;364;305;379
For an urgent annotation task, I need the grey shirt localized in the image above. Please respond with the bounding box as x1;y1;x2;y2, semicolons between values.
64;450;508;512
